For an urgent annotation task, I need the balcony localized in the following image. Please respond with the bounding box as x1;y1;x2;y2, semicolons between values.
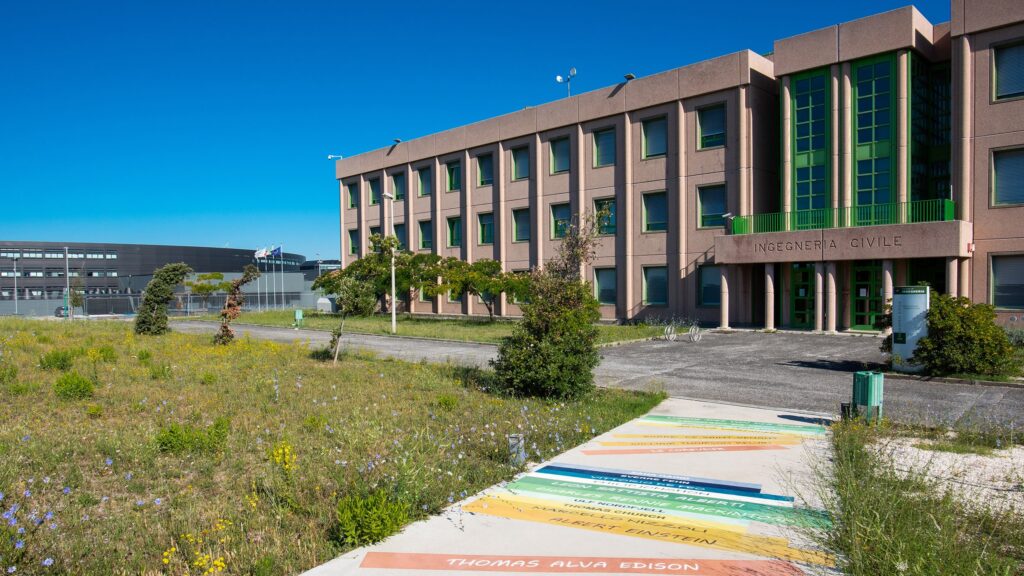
730;199;956;235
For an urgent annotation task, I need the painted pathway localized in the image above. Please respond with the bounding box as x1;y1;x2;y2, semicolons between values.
304;398;836;576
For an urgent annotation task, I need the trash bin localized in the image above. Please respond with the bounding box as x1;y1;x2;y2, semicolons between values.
852;371;884;423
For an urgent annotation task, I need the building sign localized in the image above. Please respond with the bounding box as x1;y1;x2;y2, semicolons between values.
891;286;929;373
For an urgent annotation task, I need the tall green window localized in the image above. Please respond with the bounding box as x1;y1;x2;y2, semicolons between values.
642;117;667;158
994;41;1024;101
791;69;830;227
392;173;405;201
512;147;530;180
642;266;668;306
551;203;571;238
348;229;359;255
478;213;494;245
854;55;895;226
418;167;432;196
550;138;570;173
447;217;462;247
478;154;493;186
697;265;721;307
418;220;432;250
698;104;726;148
993;148;1024;205
594;129;616;167
698;185;726;228
347;183;359;209
368;178;381;205
594;198;616;235
594;268;617;305
642;192;667;232
512;208;530;242
992;255;1024;309
446;161;461;191
393;223;406;249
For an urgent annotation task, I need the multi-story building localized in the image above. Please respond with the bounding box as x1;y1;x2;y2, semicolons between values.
335;0;1024;331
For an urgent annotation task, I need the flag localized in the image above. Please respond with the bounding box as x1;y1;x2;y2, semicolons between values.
254;247;268;258
270;246;282;257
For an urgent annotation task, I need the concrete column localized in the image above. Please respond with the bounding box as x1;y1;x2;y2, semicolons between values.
462;150;472;316
674;101;687;316
432;158;442;313
826;262;837;333
781;264;791;328
574;125;587;282
496;143;507;317
622;112;635;319
841;63;853;227
781;76;792;228
532;134;544;267
405;163;415;313
897;50;909;223
814;262;824;332
764;264;775;331
338;180;347;267
358;174;367;258
719;265;730;330
958;36;973;222
841;262;852;329
959;257;970;300
882;260;894;336
947;257;959;298
738;85;750;217
831;65;841;214
895;259;908;288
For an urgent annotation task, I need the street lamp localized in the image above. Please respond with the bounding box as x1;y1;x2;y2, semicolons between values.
382;190;397;334
12;256;18;315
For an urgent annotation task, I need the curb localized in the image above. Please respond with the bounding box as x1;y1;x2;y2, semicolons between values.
175;320;502;348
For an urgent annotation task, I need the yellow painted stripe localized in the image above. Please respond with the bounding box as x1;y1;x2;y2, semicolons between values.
597;439;802;447
613;434;802;441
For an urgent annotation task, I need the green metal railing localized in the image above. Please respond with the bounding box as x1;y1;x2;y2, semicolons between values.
730;199;955;235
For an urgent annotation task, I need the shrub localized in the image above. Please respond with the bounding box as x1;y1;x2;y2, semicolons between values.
149;362;172;380
199;372;217;385
94;345;117;363
134;262;192;335
0;363;16;385
436;393;459;411
39;349;75;371
54;371;94;400
1005;327;1024;349
137;349;152;363
912;294;1018;377
85;403;104;418
155;417;230;454
335;489;409;547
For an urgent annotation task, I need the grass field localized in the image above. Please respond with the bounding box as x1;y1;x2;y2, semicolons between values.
180;310;666;345
0;318;663;574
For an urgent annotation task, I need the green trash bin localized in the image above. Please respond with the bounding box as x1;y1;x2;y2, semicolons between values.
852;371;884;422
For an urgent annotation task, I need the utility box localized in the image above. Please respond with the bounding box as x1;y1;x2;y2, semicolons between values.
852;371;884;422
316;297;335;313
892;286;930;373
293;309;304;328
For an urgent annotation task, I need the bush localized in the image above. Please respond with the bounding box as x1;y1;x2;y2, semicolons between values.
137;349;152;363
134;262;192;335
40;349;75;371
54;371;94;400
1005;327;1024;349
155;417;230;454
85;403;104;418
93;345;117;363
912;294;1018;377
0;363;16;385
334;489;409;547
436;393;459;411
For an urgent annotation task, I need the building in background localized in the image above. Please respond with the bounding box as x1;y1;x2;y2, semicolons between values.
335;0;1024;330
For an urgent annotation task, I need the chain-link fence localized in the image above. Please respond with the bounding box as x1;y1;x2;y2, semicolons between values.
0;291;325;318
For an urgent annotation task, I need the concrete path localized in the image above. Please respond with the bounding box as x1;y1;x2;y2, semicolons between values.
303;398;835;576
171;321;1024;427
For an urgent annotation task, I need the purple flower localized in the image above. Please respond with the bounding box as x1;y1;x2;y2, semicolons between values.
44;511;53;521
21;435;29;442
124;472;133;481
104;458;113;466
0;492;5;501
42;477;50;484
153;498;162;506
14;540;24;549
135;500;144;507
48;522;56;530
42;559;53;567
7;566;16;574
62;487;71;495
22;490;30;498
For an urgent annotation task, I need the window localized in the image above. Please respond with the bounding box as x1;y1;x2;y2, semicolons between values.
448;290;463;303
512;208;531;242
347;183;359;208
348;230;359;255
22;251;42;258
370;225;381;237
447;217;462;247
107;271;118;277
393;223;406;249
550;137;571;174
698;104;726;149
369;178;381;205
642;117;667;158
698;265;721;307
594;129;616;167
642;192;667;232
46;269;64;277
446;161;461;191
0;271;15;277
853;56;895;223
512;147;530;180
792;69;830;218
993;148;1024;205
478;213;494;245
45;251;62;259
594;268;617;305
595;198;616;235
27;270;44;277
419;220;433;250
551;203;571;239
105;253;117;259
0;251;18;258
392;173;406;201
698;185;727;228
994;41;1024;100
992;255;1024;309
478;154;494;186
642;266;668;306
67;252;83;259
418;167;432;196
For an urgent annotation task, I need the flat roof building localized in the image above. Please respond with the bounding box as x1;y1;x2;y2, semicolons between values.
336;0;1024;331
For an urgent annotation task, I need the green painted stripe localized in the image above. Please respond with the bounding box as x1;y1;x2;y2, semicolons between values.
640;415;827;435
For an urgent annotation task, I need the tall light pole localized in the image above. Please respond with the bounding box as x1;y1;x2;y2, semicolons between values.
383;190;396;334
12;256;18;315
64;247;70;319
556;67;577;97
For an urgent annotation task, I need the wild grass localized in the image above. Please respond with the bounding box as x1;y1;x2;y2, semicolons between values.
0;318;662;574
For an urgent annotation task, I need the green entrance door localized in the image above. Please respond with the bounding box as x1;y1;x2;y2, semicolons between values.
851;260;884;330
790;263;815;329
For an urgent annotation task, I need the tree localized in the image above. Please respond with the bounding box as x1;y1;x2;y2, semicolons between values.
134;263;193;335
912;294;1018;377
214;265;260;345
186;272;233;310
440;258;524;321
68;278;85;318
331;234;443;313
313;272;377;363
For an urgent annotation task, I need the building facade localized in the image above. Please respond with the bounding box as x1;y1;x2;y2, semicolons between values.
336;0;1024;330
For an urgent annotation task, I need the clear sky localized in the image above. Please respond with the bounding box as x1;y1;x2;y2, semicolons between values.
0;0;950;261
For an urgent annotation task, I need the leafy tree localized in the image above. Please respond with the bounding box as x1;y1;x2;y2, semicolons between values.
329;234;443;313
214;265;260;345
186;272;233;310
313;273;377;363
912;294;1019;377
69;278;85;317
134;263;193;335
440;258;526;321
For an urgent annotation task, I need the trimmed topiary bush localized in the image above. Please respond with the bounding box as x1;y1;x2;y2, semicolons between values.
134;262;193;335
912;294;1019;377
53;371;94;400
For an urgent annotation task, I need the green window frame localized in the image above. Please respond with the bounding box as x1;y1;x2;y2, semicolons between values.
993;148;1024;206
594;198;616;235
994;41;1024;101
512;208;530;242
478;154;494;186
992;254;1024;309
853;54;896;225
698;104;726;149
347;183;359;209
594;128;616;167
368;178;381;205
697;265;721;307
698;184;727;228
418;167;432;196
348;229;360;255
418;220;433;250
551;203;571;239
392;172;405;201
447;216;462;247
446;161;461;192
478;212;494;245
642;266;668;306
642;191;667;232
550;137;571;173
369;225;381;237
791;68;831;225
594;268;617;305
642;117;667;158
393;223;406;249
512;147;530;180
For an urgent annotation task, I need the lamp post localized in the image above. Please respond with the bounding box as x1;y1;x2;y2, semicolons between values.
64;247;70;319
383;190;396;334
12;256;18;315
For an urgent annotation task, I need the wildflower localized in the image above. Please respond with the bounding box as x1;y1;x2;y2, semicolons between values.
21;435;29;442
14;540;24;549
42;477;50;484
104;458;113;466
22;490;30;498
124;472;133;481
42;559;53;567
135;500;145;507
154;498;163;506
48;522;57;530
0;492;4;501
7;566;15;573
62;487;71;495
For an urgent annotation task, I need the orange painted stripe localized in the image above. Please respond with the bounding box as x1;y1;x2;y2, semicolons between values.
360;552;804;575
582;445;790;456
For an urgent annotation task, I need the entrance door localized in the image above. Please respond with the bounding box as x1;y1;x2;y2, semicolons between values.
851;260;883;330
790;263;815;329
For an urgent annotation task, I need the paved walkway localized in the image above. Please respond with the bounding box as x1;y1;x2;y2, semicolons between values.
303;398;834;576
171;321;1024;426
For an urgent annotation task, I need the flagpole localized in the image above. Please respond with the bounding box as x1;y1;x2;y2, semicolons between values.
255;252;261;312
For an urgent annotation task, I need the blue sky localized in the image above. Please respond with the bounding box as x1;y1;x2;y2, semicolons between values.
0;0;950;261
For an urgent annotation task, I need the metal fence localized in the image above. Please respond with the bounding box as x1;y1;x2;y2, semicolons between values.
0;291;325;318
